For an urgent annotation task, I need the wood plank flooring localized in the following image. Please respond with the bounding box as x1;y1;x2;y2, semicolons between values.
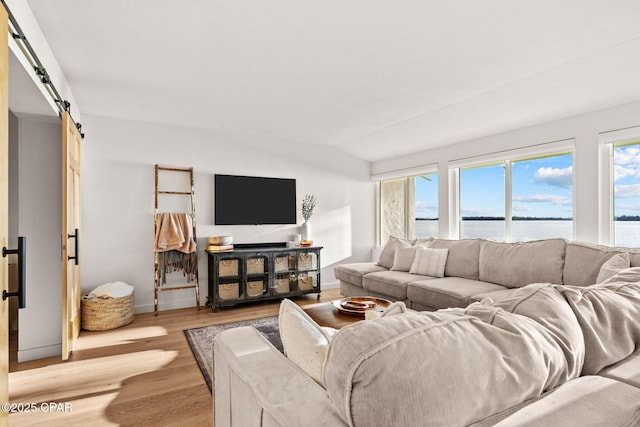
8;289;341;426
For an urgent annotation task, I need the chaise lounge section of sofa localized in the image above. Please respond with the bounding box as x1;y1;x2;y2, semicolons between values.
214;277;640;426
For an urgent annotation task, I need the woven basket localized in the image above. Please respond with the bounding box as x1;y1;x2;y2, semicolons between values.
81;293;134;331
298;253;313;270
219;259;239;277
273;277;290;294
274;255;294;272
247;258;265;275
219;283;239;300
298;275;315;291
247;280;264;297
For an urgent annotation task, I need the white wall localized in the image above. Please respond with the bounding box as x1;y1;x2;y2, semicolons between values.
371;100;640;244
81;115;375;313
8;111;19;248
10;115;62;361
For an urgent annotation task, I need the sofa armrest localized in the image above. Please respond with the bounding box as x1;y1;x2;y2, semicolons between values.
214;326;347;427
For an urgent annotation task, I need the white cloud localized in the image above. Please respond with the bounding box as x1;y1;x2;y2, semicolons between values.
534;166;573;189
614;146;640;181
416;201;437;209
513;204;532;212
614;184;640;198
614;165;638;181
460;207;503;217
513;194;571;205
615;201;640;210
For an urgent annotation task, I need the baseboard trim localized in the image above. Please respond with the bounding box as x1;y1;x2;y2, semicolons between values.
18;344;62;362
135;281;340;314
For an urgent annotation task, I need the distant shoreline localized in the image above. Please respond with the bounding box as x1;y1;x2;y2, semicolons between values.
416;216;640;221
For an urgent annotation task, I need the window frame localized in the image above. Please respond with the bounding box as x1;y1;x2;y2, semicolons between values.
599;126;640;246
374;164;438;246
449;139;575;242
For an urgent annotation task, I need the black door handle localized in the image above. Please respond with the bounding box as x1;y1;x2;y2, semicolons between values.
3;236;26;309
67;228;79;265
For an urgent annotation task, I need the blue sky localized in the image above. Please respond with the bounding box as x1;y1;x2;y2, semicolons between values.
614;144;640;217
416;154;575;219
414;145;640;219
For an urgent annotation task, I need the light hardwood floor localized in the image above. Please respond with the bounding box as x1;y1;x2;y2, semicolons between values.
8;289;341;426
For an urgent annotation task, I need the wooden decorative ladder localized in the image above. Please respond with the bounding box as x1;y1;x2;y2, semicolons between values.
153;165;201;315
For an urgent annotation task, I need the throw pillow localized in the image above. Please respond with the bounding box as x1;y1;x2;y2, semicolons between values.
377;236;415;269
278;299;337;385
390;240;417;271
596;253;631;283
409;246;449;277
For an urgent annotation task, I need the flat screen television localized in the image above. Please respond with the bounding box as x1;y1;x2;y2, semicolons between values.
215;174;297;225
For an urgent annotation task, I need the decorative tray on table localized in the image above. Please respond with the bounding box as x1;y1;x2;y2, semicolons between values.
332;297;392;317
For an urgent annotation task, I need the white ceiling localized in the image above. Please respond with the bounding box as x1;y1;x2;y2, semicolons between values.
24;0;640;162
8;49;57;118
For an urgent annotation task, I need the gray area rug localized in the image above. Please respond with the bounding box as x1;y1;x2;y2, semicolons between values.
184;316;282;393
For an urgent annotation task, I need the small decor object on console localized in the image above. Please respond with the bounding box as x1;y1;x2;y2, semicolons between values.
300;194;316;240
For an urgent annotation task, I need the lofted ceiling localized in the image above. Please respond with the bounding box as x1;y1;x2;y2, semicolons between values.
24;0;640;162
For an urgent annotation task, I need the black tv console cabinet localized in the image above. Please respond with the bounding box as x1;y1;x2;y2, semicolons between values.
206;243;322;311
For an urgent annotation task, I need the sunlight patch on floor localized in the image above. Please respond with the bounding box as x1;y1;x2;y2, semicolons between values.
9;350;178;401
74;326;169;351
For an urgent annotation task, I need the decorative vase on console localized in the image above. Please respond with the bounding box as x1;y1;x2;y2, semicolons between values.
300;194;316;242
300;222;310;241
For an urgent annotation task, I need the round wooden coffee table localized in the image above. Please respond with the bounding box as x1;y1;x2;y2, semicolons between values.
303;297;391;329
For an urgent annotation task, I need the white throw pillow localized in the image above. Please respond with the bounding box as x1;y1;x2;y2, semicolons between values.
410;246;449;277
596;253;630;284
390;240;417;271
278;299;337;385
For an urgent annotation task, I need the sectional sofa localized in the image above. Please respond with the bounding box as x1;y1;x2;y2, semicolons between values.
335;237;640;310
213;237;640;426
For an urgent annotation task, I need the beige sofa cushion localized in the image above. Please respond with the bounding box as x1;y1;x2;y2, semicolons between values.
407;277;506;309
563;241;628;286
559;282;640;375
489;284;585;379
333;262;387;288
598;350;640;389
601;266;640;285
596;252;630;283
430;238;482;280
324;303;578;427
492;376;640;427
362;270;430;300
479;239;566;288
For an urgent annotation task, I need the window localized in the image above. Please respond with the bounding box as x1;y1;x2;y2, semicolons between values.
613;141;640;247
458;152;573;242
379;172;438;244
459;164;505;240
415;173;439;239
511;153;573;241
